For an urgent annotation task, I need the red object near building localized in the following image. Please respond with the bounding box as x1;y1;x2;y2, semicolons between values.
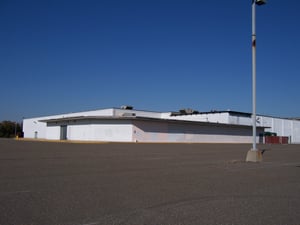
265;136;289;144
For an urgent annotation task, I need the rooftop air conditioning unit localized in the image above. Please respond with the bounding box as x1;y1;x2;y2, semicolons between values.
121;105;133;110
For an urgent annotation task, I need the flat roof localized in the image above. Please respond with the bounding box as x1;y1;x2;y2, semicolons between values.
40;115;268;129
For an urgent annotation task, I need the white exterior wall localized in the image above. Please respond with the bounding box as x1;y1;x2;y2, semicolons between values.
162;112;230;124
46;126;61;140
229;114;252;126
166;123;254;143
292;121;300;143
227;114;300;143
23;118;48;139
23;109;115;139
133;121;168;142
257;116;273;128
202;112;230;123
46;120;133;142
133;120;259;143
261;116;300;143
68;123;132;142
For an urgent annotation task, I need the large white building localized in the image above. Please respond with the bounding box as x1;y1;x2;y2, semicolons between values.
23;107;300;143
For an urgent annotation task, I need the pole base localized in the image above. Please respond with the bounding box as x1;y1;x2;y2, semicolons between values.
246;149;263;162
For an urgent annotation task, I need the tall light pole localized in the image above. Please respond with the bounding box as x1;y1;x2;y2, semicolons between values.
246;0;266;162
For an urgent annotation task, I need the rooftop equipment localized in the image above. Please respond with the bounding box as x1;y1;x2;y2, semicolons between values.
121;105;133;110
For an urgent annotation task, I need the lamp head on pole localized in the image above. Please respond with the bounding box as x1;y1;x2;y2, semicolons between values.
255;0;267;5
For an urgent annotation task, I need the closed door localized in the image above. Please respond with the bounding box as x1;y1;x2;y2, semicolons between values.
60;125;67;140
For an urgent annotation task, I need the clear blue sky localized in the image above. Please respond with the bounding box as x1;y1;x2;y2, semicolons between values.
1;0;300;121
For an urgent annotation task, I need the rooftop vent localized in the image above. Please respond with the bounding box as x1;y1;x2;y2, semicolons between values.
171;108;199;116
121;105;133;110
179;108;193;115
180;108;199;115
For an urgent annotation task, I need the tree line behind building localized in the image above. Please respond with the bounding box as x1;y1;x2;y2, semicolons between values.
0;121;23;138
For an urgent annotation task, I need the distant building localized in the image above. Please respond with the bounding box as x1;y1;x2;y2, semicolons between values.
23;107;300;143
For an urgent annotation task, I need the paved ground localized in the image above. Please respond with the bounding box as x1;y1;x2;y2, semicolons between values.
0;139;299;225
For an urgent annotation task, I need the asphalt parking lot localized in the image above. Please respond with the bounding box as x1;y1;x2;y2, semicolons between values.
0;139;299;225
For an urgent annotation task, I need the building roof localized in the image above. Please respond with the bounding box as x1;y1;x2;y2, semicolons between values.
39;115;268;129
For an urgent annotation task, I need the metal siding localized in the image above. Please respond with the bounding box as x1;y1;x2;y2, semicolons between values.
46;126;60;140
133;120;259;143
132;121;168;142
66;120;133;142
292;121;300;143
